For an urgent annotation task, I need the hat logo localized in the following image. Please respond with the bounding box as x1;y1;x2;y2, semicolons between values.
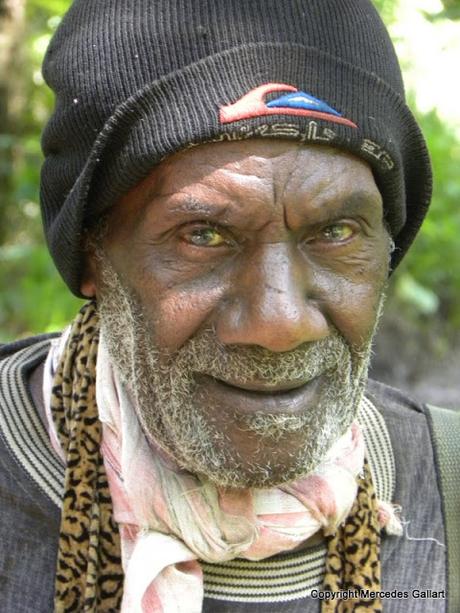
219;83;357;128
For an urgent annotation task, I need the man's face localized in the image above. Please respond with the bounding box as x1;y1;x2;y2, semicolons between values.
87;140;390;488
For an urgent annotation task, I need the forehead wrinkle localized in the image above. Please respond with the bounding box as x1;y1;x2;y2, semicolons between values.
205;164;276;217
271;146;305;228
277;164;330;230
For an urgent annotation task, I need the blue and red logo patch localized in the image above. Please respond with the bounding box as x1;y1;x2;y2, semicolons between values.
219;83;357;128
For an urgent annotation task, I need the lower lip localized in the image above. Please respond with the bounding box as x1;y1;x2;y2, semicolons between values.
194;374;325;415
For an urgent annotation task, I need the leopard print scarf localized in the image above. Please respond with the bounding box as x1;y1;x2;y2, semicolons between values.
51;302;382;612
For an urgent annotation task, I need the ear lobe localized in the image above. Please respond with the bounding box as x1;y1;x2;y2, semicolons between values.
80;278;97;298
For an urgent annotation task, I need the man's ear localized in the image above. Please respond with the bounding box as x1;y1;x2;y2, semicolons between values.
80;250;98;298
80;214;110;297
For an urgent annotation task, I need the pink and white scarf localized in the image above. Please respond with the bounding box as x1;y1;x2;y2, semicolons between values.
94;333;366;613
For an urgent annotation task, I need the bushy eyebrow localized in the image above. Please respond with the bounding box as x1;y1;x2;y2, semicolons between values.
280;188;383;232
157;195;234;223
173;196;230;215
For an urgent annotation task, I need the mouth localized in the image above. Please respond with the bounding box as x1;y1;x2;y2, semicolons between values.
194;373;326;415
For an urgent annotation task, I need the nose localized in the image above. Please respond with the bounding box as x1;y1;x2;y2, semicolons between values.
214;243;329;352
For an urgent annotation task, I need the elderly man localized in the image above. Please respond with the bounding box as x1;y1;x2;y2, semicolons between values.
0;1;458;612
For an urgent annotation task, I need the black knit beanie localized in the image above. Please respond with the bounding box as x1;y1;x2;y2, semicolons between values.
41;0;432;297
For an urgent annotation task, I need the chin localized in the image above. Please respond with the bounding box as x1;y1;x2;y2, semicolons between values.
177;441;320;490
198;462;312;490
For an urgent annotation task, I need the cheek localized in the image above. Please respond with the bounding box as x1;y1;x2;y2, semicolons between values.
138;278;229;353
328;280;384;347
327;267;387;347
106;241;231;352
315;256;387;347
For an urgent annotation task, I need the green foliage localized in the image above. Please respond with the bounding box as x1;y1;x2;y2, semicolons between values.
371;0;399;25
394;106;460;326
425;0;460;21
369;0;460;330
0;243;83;341
0;0;78;342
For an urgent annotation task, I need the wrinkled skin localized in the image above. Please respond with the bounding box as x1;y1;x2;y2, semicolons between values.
83;139;389;485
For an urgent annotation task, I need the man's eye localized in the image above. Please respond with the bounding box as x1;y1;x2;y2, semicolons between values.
183;227;227;247
319;223;355;242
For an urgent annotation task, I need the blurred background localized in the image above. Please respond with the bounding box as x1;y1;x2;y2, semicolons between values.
0;0;459;407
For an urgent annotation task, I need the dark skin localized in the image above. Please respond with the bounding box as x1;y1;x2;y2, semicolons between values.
82;139;389;467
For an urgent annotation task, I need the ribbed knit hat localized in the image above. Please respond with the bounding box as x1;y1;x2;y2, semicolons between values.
41;0;432;297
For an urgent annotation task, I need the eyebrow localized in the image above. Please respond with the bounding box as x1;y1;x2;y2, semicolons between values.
333;191;382;215
162;195;233;220
282;189;383;231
